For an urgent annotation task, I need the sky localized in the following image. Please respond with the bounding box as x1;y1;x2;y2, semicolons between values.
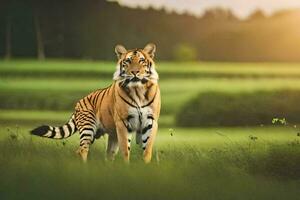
114;0;300;18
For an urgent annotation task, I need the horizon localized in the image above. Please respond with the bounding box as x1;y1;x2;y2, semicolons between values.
114;0;300;18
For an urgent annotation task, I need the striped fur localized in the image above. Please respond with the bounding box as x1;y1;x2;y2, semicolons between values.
30;43;161;163
31;114;77;139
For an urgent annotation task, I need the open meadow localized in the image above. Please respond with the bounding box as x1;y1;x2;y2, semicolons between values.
1;60;300;199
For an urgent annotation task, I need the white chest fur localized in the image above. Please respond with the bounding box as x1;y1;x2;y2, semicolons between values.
127;107;153;132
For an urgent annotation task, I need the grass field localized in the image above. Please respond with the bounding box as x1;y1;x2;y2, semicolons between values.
1;60;300;199
2;60;300;77
1;126;300;199
3;60;300;115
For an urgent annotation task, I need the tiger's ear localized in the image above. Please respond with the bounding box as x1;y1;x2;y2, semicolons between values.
143;43;156;58
115;45;127;59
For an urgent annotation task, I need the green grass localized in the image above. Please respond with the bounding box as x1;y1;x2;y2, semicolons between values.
0;110;174;127
1;60;300;74
2;60;300;78
3;77;300;92
2;77;300;114
2;60;300;115
1;126;300;200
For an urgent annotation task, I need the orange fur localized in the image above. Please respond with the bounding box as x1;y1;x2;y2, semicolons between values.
31;43;161;163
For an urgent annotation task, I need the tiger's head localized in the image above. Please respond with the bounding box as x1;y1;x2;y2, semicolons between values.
113;43;159;86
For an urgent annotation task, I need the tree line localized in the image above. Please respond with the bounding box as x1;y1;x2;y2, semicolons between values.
1;0;300;61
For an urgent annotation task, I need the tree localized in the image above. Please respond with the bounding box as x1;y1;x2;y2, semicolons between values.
201;7;238;21
5;15;12;60
247;9;266;21
173;44;198;62
1;0;12;60
33;8;45;60
30;0;46;60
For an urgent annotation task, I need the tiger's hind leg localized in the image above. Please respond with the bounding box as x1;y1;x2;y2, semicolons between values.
77;127;96;162
75;111;97;162
74;108;98;162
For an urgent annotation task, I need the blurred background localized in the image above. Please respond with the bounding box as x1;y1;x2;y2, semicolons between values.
1;0;300;128
2;2;300;198
1;0;300;61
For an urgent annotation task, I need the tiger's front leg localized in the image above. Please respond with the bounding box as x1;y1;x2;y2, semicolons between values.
106;133;119;161
115;120;131;163
141;117;158;163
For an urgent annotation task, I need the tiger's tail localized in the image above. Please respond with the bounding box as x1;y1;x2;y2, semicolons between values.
30;114;77;139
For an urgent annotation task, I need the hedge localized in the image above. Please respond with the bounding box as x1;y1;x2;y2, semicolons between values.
176;90;300;127
0;91;85;111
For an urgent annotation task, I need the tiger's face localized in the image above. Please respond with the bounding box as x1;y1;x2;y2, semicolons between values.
113;43;159;86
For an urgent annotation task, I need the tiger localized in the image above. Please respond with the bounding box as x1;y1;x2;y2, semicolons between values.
30;43;161;163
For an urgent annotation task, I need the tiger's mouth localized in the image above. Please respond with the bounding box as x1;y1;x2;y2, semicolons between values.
130;76;139;82
130;76;148;83
121;76;151;87
120;76;148;87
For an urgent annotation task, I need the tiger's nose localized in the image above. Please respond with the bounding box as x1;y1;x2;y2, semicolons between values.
131;70;140;75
